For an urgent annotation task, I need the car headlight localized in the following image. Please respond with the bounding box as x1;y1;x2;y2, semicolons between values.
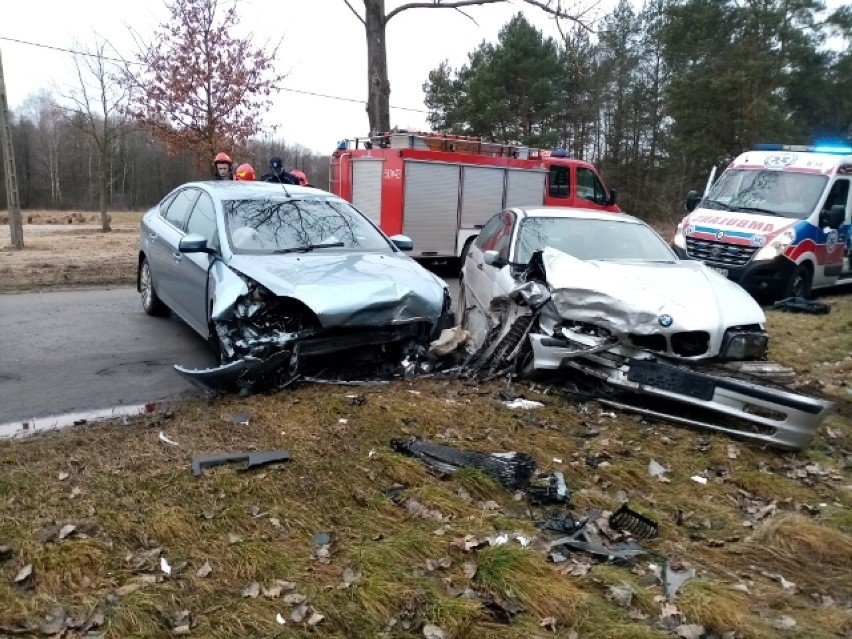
721;330;768;360
754;229;795;261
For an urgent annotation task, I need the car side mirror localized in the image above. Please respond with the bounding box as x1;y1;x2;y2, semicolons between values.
685;190;702;212
820;204;845;230
483;250;507;268
606;188;617;206
179;233;213;253
389;234;413;251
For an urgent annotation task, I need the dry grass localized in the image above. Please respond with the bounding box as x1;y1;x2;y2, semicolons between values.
0;325;850;638
0;210;143;292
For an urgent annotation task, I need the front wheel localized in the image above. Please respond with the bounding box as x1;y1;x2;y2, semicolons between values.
785;263;813;299
139;257;168;316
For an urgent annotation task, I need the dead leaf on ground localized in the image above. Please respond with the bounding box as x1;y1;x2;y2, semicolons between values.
196;561;212;578
58;524;76;540
463;562;477;579
227;533;242;545
283;593;307;605
242;582;261;598
423;623;447;638
307;611;324;626
13;563;33;585
290;603;308;623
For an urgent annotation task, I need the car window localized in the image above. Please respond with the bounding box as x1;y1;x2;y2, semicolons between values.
223;196;392;253
514;217;676;264
577;167;607;205
159;192;178;216
186;192;218;249
477;211;514;254
474;215;504;250
164;189;200;230
548;165;570;198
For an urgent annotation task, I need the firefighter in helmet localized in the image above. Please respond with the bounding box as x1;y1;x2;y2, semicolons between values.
261;157;300;185
213;152;233;180
234;163;256;181
291;170;309;186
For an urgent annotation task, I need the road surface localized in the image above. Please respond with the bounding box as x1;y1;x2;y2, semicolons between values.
0;277;461;428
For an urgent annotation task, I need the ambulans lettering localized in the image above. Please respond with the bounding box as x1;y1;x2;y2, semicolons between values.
690;214;776;233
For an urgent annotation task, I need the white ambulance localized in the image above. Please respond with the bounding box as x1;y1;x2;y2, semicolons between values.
672;144;852;300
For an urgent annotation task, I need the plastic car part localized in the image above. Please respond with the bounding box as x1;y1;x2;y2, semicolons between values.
390;438;537;490
549;526;647;562
191;450;291;476
609;504;659;539
527;471;570;505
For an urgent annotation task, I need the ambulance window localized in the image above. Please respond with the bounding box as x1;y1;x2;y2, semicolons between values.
823;179;850;213
549;165;570;198
577;168;607;205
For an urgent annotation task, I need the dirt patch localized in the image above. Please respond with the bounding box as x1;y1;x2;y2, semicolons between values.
0;212;142;292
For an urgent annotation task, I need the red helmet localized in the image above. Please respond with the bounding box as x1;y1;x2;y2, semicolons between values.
234;163;255;181
213;151;232;166
291;170;308;186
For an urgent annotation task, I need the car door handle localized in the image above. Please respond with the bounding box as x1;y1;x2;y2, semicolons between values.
173;252;183;262
149;232;158;239
477;263;484;270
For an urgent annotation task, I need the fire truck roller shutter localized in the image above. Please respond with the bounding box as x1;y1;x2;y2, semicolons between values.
505;168;547;209
403;161;461;257
352;159;383;226
460;166;506;228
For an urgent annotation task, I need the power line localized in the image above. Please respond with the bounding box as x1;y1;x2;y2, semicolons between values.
0;35;429;114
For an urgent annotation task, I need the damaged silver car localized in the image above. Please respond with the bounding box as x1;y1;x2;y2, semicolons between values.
459;207;832;450
138;181;453;390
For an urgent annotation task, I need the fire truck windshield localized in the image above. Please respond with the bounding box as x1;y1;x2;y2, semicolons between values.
705;169;828;219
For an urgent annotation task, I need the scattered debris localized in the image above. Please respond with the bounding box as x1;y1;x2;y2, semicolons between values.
158;431;179;446
607;583;634;608
191;450;291;475
170;610;192;635
40;605;66;636
242;582;261;598
527;471;570;505
228;412;250;425
690;475;708;485
13;563;33;587
160;556;172;576
768;297;830;314
760;570;797;593
655;560;696;600
773;616;797;631
609;504;659;539
423;623;447;638
429;325;469;356
648;459;670;483
312;532;332;546
674;624;705;639
502;398;545;410
276;613;287;625
391;438;536;490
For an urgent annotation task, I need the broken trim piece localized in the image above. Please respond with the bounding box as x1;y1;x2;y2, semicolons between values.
191;450;291;476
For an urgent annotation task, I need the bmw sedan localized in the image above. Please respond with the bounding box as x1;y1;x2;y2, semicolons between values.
138;181;453;390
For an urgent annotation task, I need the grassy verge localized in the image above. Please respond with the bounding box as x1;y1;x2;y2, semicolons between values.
0;297;849;637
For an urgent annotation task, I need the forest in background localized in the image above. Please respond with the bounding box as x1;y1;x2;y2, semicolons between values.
1;0;849;226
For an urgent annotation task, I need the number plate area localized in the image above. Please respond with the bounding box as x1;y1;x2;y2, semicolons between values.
626;358;716;401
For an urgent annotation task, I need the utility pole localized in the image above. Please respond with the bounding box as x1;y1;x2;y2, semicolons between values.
0;48;23;249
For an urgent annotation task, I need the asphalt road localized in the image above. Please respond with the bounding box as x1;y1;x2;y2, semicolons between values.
0;275;461;429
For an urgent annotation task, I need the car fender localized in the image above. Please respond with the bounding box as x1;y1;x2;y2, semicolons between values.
209;261;249;320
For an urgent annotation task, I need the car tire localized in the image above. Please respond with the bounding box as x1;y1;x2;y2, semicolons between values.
139;257;169;316
785;263;813;299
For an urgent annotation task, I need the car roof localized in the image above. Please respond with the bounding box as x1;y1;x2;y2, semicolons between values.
184;181;326;199
510;206;643;224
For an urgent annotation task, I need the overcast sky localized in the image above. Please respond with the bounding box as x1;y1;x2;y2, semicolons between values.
1;0;847;154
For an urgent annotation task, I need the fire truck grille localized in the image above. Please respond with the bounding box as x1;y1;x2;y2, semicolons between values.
685;238;757;266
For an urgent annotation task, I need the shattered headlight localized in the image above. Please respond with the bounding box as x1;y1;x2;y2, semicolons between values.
754;229;795;261
720;330;768;360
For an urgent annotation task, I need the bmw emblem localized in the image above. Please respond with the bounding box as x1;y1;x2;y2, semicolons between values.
658;314;673;327
716;230;725;240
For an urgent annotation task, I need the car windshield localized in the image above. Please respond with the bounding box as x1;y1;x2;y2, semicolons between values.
704;169;827;219
514;217;676;263
224;197;391;253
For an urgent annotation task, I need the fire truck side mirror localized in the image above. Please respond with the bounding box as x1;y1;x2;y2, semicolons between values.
389;234;414;251
685;190;701;212
606;189;618;206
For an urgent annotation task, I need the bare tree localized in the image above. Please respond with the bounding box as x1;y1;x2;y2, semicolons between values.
342;0;595;135
60;39;129;232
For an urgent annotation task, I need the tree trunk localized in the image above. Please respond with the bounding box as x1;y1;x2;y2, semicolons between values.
98;150;111;232
364;0;391;136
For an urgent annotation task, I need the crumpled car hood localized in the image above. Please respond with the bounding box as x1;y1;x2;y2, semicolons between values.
540;247;764;338
226;251;446;327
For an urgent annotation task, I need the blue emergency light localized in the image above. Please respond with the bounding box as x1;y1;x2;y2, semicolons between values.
754;142;852;154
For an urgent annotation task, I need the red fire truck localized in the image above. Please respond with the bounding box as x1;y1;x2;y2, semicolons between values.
330;131;619;261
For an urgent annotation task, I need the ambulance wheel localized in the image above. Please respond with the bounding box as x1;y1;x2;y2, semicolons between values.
785;263;812;299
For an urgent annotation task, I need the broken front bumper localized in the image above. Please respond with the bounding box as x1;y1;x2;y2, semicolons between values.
529;333;831;451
